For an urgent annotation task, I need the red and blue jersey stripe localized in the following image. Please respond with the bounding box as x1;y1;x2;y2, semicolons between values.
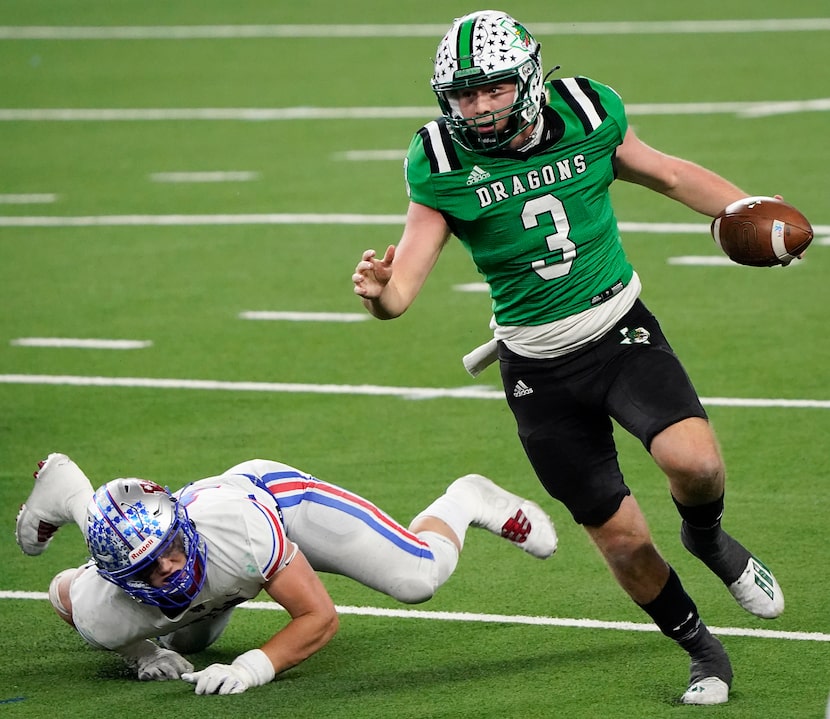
241;469;434;561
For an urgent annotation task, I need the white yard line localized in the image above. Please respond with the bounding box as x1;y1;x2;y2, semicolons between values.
0;215;827;238
150;171;259;183
0;100;828;122
0;193;57;204
10;338;151;349
0;374;827;408
0;213;409;227
334;150;407;161
668;256;758;266
239;311;369;322
0;107;437;121
1;591;828;642
1;19;829;40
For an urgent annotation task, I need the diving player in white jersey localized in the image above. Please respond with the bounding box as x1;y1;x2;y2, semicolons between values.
15;453;557;695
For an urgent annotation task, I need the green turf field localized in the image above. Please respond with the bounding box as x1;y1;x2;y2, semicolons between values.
1;2;828;717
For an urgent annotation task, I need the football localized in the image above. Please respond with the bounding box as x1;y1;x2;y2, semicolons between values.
711;196;813;266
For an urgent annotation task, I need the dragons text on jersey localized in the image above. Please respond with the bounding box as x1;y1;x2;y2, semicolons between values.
473;155;588;207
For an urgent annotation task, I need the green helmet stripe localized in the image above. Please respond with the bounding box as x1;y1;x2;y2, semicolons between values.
457;18;475;69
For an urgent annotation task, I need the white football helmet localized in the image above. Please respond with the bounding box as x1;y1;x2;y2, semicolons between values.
85;478;207;613
431;10;544;152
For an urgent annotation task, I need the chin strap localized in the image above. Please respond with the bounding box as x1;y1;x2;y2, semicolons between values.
543;64;562;83
515;113;546;152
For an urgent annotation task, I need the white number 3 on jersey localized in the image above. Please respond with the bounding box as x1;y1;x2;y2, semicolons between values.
523;194;576;280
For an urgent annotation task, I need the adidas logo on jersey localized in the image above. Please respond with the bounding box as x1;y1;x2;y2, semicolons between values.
466;165;491;185
513;380;534;398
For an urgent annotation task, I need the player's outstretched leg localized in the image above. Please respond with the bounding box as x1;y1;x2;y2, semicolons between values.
447;474;557;559
681;522;784;619
15;453;95;556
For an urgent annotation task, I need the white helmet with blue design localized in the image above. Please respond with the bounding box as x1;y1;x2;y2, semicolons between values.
85;478;207;613
431;10;545;152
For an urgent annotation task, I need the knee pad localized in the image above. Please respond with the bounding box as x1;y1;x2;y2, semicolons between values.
48;568;77;621
388;531;459;604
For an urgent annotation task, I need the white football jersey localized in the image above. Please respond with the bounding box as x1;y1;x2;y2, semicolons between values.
71;472;297;651
71;459;447;652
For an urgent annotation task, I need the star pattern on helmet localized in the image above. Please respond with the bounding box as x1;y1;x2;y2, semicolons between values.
433;13;536;84
87;494;167;572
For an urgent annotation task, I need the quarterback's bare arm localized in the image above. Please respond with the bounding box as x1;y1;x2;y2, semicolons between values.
353;201;451;319
614;127;747;217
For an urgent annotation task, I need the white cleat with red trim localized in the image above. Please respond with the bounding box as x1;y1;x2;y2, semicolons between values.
448;474;557;559
15;453;95;555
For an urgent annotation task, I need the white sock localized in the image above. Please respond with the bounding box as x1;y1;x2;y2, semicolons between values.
411;491;475;549
416;531;459;589
69;491;93;529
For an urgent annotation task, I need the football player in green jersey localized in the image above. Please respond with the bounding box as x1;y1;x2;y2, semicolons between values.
352;10;786;706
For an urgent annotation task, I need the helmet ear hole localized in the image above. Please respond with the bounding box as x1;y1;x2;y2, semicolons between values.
431;11;545;152
85;478;207;612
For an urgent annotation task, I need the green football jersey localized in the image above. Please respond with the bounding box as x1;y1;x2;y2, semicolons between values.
405;76;634;326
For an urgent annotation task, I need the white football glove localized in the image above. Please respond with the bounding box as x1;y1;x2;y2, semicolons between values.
182;649;275;695
120;639;194;680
